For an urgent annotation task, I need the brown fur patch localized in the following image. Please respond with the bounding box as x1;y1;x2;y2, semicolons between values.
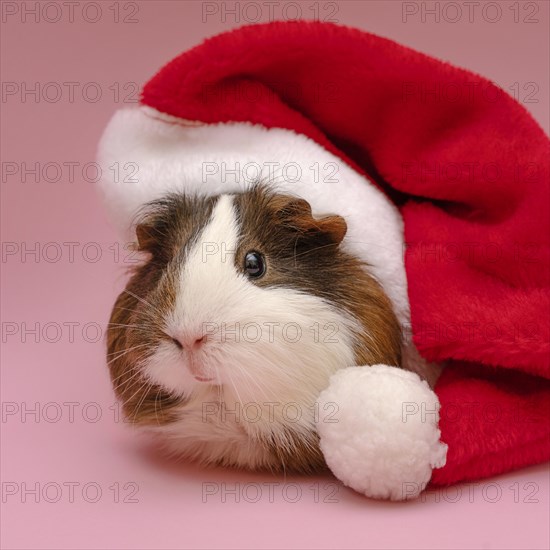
262;428;328;474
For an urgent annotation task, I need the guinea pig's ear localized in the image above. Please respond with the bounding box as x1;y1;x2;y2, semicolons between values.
309;214;348;245
274;196;347;245
135;223;157;252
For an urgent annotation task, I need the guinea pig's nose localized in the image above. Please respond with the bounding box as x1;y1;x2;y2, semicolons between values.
172;334;206;351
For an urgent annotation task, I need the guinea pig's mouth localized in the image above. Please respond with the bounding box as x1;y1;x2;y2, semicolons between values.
193;375;214;382
186;353;216;383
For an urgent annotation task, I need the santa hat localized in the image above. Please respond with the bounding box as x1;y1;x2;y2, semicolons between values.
97;21;550;499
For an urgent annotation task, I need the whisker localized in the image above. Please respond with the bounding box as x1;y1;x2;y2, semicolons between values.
132;380;154;424
109;352;149;383
292;242;339;259
212;364;223;414
113;370;151;394
107;343;150;363
120;377;152;421
112;367;144;393
106;323;143;329
225;368;245;418
122;289;164;317
111;306;141;315
233;360;271;404
154;387;162;426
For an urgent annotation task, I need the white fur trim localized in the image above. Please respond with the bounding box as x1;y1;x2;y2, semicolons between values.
316;365;447;500
97;106;410;325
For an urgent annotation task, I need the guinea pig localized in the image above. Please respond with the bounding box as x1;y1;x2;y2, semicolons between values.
107;183;404;473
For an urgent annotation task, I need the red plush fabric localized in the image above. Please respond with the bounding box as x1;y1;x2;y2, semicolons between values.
141;21;550;484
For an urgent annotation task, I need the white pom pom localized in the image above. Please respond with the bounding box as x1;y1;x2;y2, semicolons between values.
316;365;447;500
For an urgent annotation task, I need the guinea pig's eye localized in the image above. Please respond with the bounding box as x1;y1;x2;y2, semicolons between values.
244;251;266;279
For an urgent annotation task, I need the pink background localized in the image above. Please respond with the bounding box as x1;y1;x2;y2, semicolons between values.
1;1;549;549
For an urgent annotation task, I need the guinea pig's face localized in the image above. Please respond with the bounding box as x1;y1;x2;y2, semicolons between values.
107;185;401;444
